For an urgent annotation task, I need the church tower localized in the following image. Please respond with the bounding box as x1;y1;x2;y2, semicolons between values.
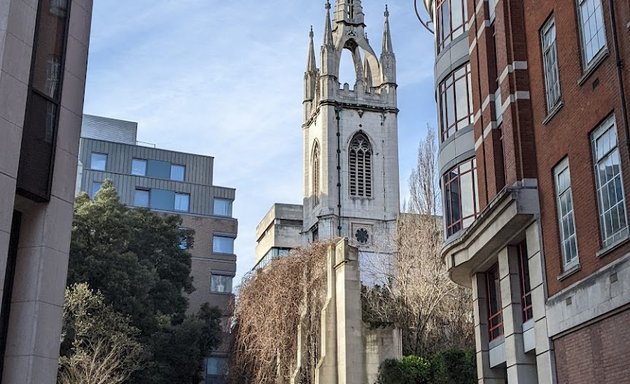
303;1;399;257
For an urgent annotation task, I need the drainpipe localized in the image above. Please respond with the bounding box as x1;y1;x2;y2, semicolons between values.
335;107;343;237
608;0;630;151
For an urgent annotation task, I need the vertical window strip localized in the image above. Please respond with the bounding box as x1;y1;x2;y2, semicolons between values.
444;158;479;236
541;17;561;112
312;142;320;207
486;265;503;341
517;242;533;322
577;0;607;66
16;0;71;201
436;0;468;53
592;117;629;246
554;158;579;269
439;63;473;142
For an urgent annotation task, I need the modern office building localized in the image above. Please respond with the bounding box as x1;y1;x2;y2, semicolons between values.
257;0;400;269
424;0;630;382
78;114;237;383
0;0;93;382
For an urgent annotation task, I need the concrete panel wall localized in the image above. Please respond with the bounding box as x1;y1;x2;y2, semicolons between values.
0;0;94;382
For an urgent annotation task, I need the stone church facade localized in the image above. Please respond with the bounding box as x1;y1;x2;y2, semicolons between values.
252;2;403;382
256;0;400;267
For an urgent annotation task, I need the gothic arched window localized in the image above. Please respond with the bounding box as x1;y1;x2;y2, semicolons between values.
312;141;320;207
348;132;372;198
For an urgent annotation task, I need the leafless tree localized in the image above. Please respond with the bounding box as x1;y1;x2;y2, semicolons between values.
229;241;332;384
58;283;144;384
363;129;473;356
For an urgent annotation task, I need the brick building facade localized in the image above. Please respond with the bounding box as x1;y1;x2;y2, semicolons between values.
424;0;630;382
78;115;237;384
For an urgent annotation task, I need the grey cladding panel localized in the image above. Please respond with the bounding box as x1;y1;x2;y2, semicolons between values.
435;34;470;86
79;138;215;185
212;186;236;200
78;138;234;216
82;115;138;144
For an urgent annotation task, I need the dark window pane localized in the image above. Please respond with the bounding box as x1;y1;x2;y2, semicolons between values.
31;0;68;100
17;0;71;202
17;93;57;200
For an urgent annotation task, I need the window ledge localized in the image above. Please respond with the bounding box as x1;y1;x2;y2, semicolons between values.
596;233;630;259
558;263;581;281
488;336;504;350
577;48;609;86
542;101;564;126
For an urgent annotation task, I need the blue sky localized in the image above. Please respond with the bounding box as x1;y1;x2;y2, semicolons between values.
83;0;437;284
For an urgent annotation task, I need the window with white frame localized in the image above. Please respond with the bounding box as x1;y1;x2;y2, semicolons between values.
436;0;468;53
438;63;474;141
577;0;607;67
131;158;147;176
213;198;233;217
443;158;480;237
90;152;107;171
554;158;579;270
213;235;234;254
592;116;628;247
170;164;185;181
210;274;233;293
134;189;149;208
541;17;561;112
174;193;190;212
486;264;503;341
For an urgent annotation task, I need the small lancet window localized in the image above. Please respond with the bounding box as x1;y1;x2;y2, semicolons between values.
349;132;372;198
347;0;355;19
312;141;321;207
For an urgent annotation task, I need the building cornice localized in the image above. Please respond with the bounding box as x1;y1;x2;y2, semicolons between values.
442;181;540;287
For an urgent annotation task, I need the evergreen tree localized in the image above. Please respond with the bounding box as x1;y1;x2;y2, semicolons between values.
67;180;221;383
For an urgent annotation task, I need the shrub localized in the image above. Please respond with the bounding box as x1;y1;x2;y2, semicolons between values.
430;348;476;384
376;348;476;384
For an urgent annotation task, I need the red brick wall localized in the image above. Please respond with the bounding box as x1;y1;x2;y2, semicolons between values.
554;308;630;384
469;0;503;209
468;0;536;210
523;0;630;295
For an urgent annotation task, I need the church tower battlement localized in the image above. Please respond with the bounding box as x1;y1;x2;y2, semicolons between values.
302;1;399;259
